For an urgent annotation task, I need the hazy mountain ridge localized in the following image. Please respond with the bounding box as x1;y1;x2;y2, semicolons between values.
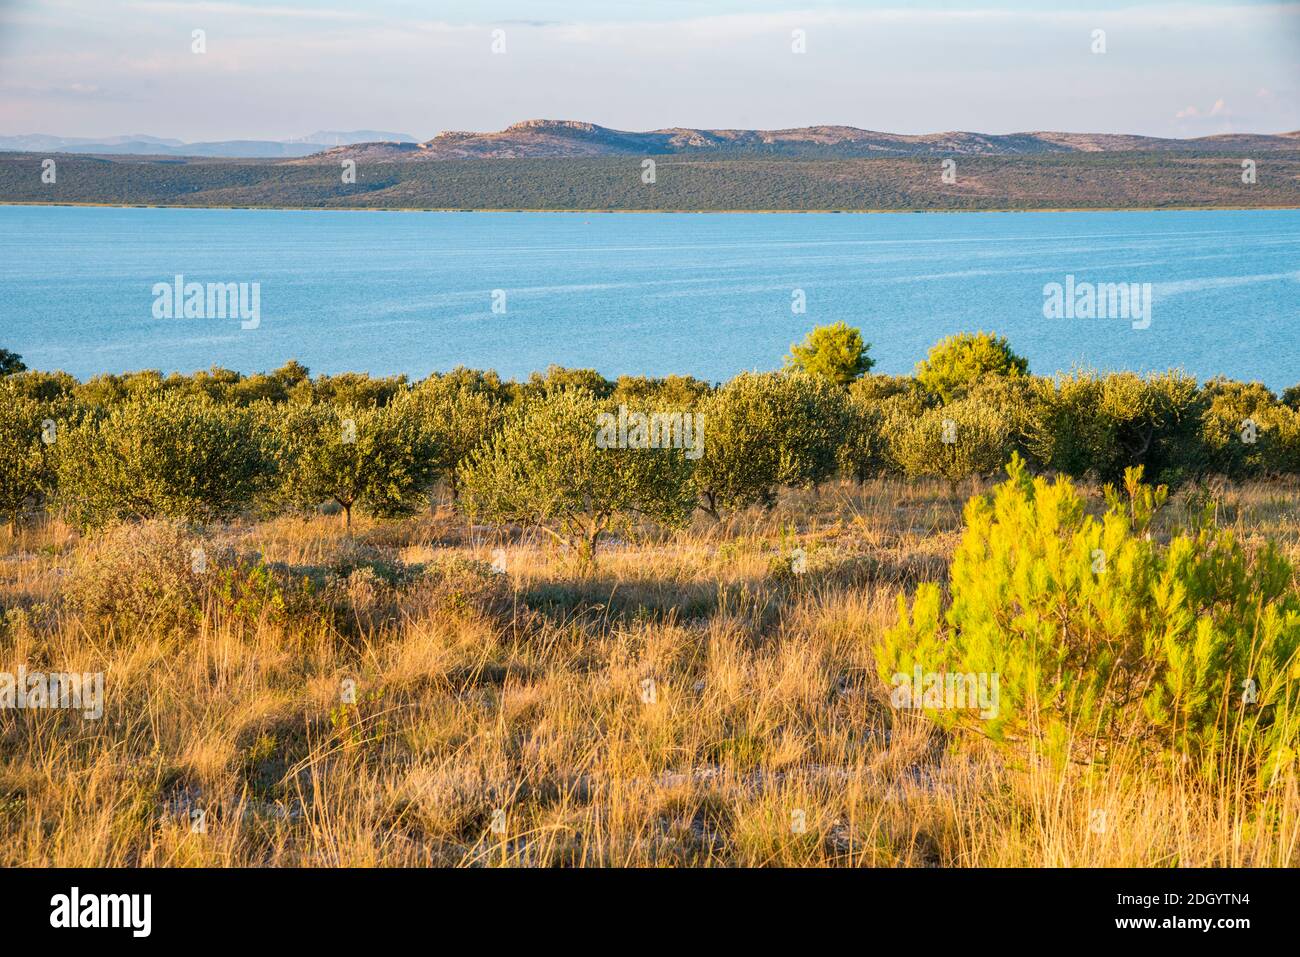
305;119;1300;162
6;121;1296;161
0;130;417;158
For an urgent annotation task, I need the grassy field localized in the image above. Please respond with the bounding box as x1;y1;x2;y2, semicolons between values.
3;474;1299;867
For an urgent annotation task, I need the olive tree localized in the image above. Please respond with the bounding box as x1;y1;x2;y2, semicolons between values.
459;389;696;559
0;382;56;534
1028;371;1206;485
272;391;439;527
55;391;274;530
410;371;510;500
889;395;1017;488
692;371;848;517
518;365;615;401
1199;378;1298;478
0;349;27;376
839;375;932;482
1282;384;1300;413
612;374;712;409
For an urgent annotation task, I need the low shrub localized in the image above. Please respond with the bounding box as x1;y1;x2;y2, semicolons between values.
63;521;313;640
878;455;1300;784
63;521;221;639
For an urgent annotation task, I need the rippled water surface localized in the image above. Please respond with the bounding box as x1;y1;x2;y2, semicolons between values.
2;205;1297;386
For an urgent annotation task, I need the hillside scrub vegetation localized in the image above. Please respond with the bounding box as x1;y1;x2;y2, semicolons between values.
5;149;1299;212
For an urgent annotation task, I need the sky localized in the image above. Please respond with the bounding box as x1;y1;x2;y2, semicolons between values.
0;0;1296;140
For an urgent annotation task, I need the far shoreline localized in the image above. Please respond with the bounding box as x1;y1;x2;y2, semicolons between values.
3;201;1299;215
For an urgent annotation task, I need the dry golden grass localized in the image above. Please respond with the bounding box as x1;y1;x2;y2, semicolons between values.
1;476;1298;867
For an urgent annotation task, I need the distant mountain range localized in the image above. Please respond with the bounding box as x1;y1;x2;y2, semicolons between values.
4;120;1297;161
0;130;417;158
307;119;1300;162
3;119;1296;212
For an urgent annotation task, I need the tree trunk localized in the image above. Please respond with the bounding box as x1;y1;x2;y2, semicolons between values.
579;517;604;564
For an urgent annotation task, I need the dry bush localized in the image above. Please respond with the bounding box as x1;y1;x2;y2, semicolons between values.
63;520;221;639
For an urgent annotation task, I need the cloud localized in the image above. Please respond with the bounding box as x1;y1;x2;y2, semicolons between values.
1177;97;1232;120
125;1;372;21
0;80;110;98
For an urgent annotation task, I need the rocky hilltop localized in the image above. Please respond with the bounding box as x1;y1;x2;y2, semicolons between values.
301;119;1300;162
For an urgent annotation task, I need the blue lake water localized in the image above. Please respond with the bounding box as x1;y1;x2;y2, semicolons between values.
1;205;1297;387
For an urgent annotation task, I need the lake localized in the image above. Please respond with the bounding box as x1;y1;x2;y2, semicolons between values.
1;205;1297;387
